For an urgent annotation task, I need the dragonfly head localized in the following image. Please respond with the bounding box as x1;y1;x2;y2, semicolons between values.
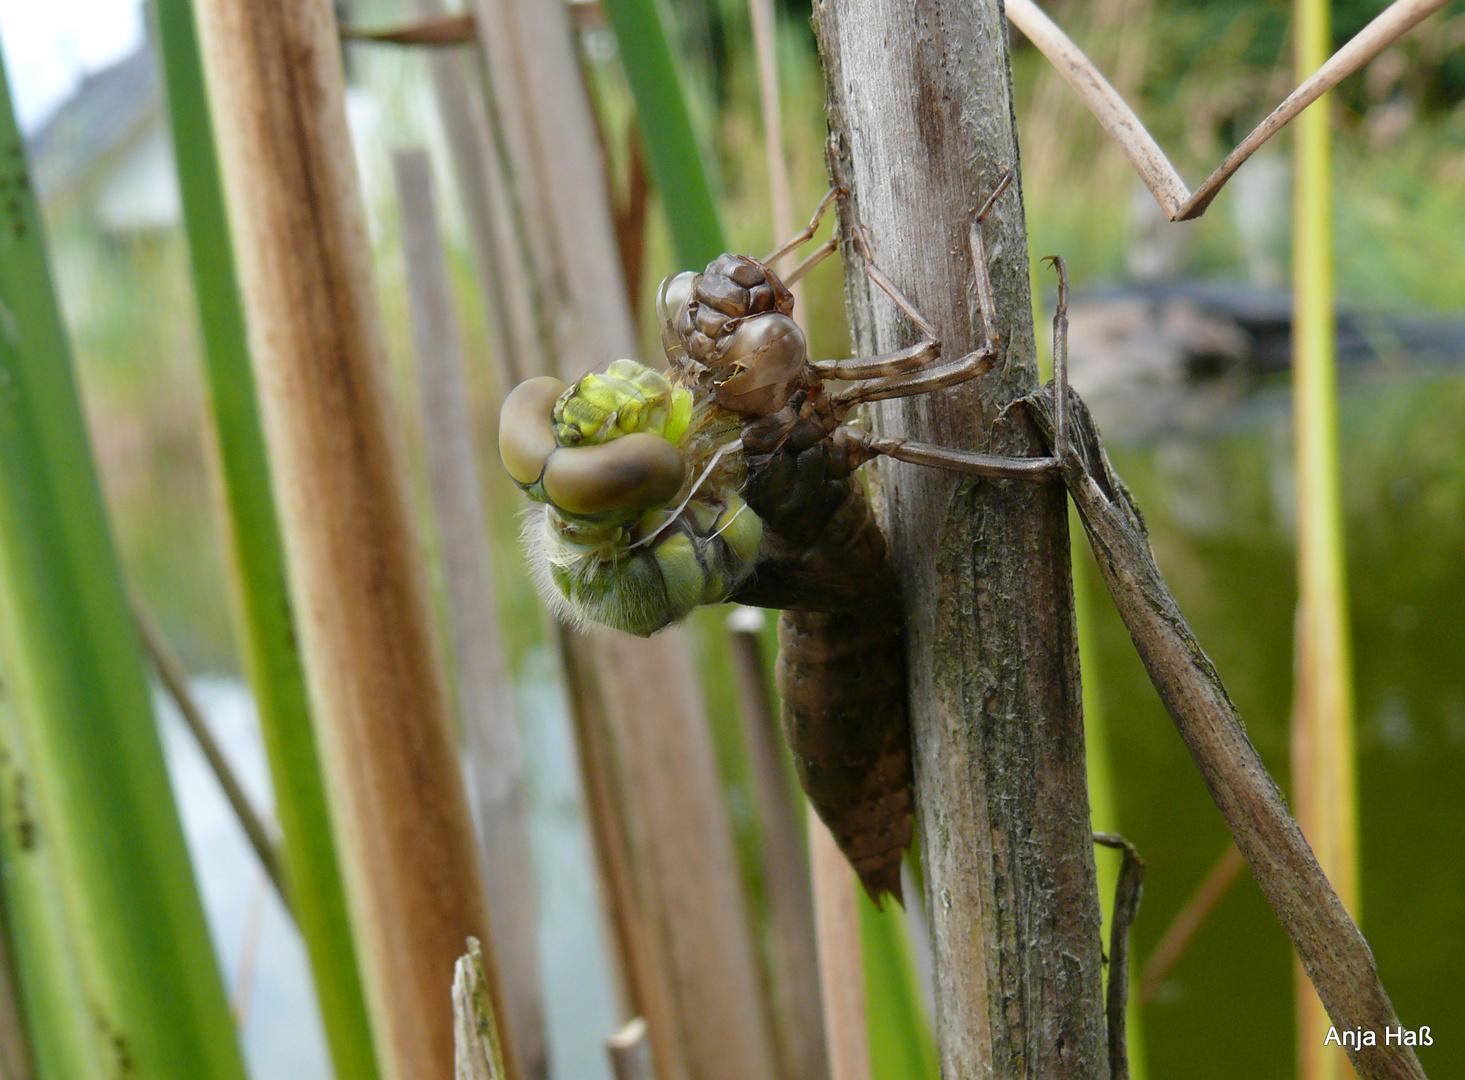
499;363;691;525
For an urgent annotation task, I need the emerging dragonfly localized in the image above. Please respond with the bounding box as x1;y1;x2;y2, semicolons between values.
498;174;1069;902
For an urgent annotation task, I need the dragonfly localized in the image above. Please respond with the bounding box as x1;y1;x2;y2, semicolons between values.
498;173;1071;903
